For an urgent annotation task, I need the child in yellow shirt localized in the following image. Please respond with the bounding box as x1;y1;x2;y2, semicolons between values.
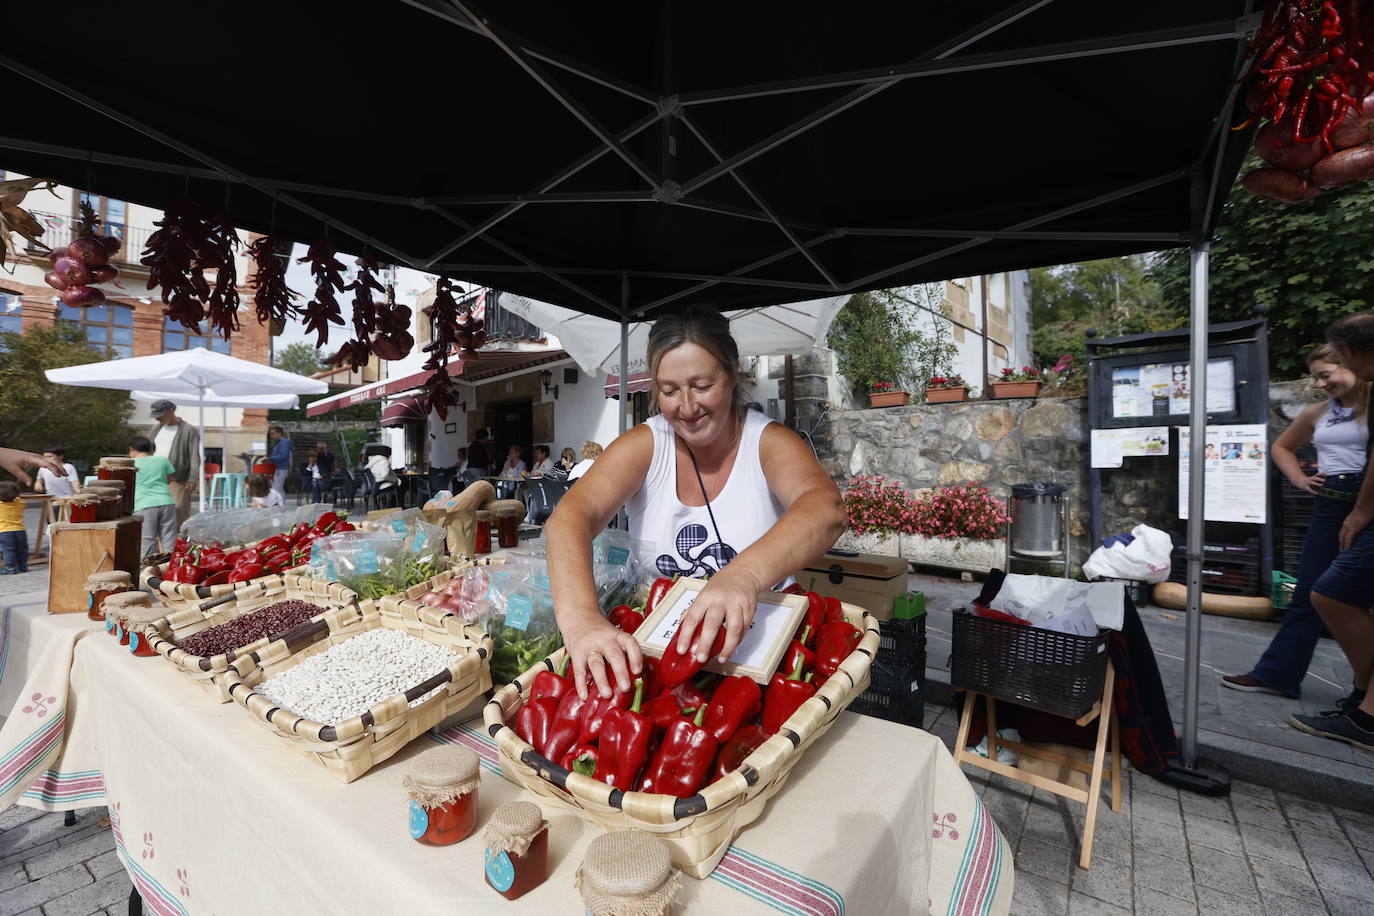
0;480;29;574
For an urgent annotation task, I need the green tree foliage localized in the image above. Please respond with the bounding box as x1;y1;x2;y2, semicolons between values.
0;323;134;473
827;287;957;399
273;341;328;377
1029;255;1180;371
1152;163;1374;377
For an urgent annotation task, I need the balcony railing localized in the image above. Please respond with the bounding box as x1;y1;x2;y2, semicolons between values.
23;211;151;267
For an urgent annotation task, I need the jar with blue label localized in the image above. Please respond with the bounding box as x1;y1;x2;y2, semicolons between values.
84;571;132;624
484;801;548;900
113;593;159;657
402;746;480;846
103;591;150;646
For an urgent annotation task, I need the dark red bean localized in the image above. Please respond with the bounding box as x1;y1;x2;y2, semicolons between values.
177;600;325;657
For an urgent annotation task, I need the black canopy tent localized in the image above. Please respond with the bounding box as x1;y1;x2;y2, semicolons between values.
2;1;1261;788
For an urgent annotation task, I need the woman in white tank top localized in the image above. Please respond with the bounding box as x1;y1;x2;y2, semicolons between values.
546;307;845;701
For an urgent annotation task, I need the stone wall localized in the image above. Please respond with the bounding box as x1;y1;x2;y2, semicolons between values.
813;379;1318;570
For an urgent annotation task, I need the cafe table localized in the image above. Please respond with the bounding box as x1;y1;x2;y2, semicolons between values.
1;614;1012;914
484;474;526;502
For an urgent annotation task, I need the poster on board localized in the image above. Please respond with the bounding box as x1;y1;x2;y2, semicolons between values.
1111;358;1237;419
1178;424;1268;523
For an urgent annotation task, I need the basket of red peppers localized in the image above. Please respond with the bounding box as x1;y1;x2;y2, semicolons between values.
140;511;356;614
484;577;880;879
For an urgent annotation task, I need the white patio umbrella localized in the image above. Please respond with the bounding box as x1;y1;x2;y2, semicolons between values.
501;293;851;379
46;349;327;512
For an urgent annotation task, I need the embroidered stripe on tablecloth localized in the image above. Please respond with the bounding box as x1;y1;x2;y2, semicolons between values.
109;804;189;916
21;768;105;804
432;720;847;916
946;796;1003;916
0;711;66;796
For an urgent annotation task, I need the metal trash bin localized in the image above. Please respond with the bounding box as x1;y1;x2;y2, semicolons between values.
1010;482;1066;557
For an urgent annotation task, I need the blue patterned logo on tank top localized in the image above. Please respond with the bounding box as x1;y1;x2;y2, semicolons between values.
656;523;737;578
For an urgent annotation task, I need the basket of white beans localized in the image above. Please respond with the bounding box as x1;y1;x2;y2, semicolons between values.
218;592;493;783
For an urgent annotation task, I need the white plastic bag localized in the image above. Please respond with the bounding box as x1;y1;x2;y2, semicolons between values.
1082;524;1174;584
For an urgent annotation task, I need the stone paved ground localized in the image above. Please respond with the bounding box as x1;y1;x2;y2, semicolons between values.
0;806;130;916
924;703;1374;915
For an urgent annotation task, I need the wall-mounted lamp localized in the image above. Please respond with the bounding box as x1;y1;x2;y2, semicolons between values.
539;368;559;400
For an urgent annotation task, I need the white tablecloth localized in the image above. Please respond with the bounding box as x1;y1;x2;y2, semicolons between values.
4;599;1012;914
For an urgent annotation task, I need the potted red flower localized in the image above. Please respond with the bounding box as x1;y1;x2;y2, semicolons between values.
991;366;1043;399
924;375;969;404
868;380;910;408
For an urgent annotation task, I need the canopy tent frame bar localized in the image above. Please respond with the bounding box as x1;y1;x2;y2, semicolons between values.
424;190;657;206
0;52;425;274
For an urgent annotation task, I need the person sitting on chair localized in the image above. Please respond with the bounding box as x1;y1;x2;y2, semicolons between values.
499;444;528;477
365;448;400;505
529;444;556;477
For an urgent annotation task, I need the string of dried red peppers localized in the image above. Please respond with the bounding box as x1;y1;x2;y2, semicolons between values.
247;236;300;329
297;240;347;349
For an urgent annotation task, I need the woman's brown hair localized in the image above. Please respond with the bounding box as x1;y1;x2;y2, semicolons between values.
645;305;746;416
1308;343;1370;418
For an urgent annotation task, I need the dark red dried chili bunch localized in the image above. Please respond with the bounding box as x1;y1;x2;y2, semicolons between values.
330;254;384;370
141;199;215;331
247;236;299;330
202;210;241;340
419;366;463;420
371;281;414;362
453;293;487;361
297;240;347;349
1242;0;1374;200
422;276;463;371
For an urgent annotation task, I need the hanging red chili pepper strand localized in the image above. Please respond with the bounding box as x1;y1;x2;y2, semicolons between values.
371;281;415;361
297;240;347;348
247;235;300;330
418;277;464;419
202;209;241;341
141;199;212;331
332;253;383;370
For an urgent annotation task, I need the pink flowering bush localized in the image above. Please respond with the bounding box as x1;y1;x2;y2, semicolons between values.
998;365;1042;383
869;380;897;392
925;374;968;391
908;483;1011;541
843;475;918;536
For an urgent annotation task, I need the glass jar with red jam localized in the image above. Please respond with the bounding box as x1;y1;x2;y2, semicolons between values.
474;510;492;555
122;597;162;657
495;508;519;549
84;571;133;623
68;496;98;524
98;457;138;516
402;746;480;846
103;591;150;645
576;830;682;916
484;801;548;900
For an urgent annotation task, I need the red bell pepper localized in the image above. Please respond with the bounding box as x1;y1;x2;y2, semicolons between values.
781;582;806;595
607;604;645;633
815;620;862;677
711;723;770;783
781;626;815;676
579;684;632;745
203;570;231;586
178;563;204;585
821;596;846;626
597;678;654;789
800;589;825;640
312;512;342;535
173;537;189;555
198;549;227;573
543;691;591;765
658;625;727;688
643;695;696;731
638;706;718;797
529;656;572;703
762;656;817;734
333;521;356;533
287;522;310;542
558;744;600;777
657;672;713;711
645;576;676;614
258;535;290;555
228;563;266;583
514;695;560;756
702;675;762;744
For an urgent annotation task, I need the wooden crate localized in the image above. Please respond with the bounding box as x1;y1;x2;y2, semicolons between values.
47;516;142;614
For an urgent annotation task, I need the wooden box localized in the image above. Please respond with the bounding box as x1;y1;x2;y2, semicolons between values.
795;550;909;620
47;516;142;613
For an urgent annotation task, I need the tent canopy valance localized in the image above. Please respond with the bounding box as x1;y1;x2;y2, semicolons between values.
1;2;1255;320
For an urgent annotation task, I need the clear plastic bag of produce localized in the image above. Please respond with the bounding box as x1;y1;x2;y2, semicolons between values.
416;564;497;624
310;530;422;599
181;508;262;546
368;508;445;565
230;506;298;545
478;555;565;684
291;503;338;528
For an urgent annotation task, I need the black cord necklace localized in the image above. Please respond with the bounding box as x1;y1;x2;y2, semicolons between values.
685;445;727;554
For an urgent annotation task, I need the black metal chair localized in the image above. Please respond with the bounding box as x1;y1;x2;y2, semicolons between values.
428;467;455;497
336;469;362;512
458;469;484;490
525;478;572;525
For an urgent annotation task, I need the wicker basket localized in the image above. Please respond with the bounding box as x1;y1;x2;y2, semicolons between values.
218;595;493;783
481;601;880;879
139;544;306;616
142;573;363;703
950;610;1109;719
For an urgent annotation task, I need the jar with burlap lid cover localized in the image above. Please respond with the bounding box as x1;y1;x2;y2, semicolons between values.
402;746;481;846
123;595;162;657
84;570;132;623
104;591;151;647
97;457;137;515
576;830;682;916
484;800;549;900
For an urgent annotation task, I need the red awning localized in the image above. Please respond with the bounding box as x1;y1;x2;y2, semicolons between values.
603;371;651;398
381;396;427;427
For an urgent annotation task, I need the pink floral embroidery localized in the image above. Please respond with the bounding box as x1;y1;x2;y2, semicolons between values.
141;832;155;860
177;867;190;897
22;693;56;717
932;812;960;840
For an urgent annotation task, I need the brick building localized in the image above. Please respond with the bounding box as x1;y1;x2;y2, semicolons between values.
0;171;271;463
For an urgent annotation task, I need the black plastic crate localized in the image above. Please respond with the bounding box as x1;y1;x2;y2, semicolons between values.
850;654;924;728
951;611;1109;719
875;615;926;667
1095;577;1152;607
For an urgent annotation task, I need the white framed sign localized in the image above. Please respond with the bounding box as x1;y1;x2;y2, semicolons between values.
632;577;807;684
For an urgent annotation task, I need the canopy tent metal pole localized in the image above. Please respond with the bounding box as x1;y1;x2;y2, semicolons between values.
1182;241;1209;770
619;274;630;435
197;388;207;516
221;406;229;476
